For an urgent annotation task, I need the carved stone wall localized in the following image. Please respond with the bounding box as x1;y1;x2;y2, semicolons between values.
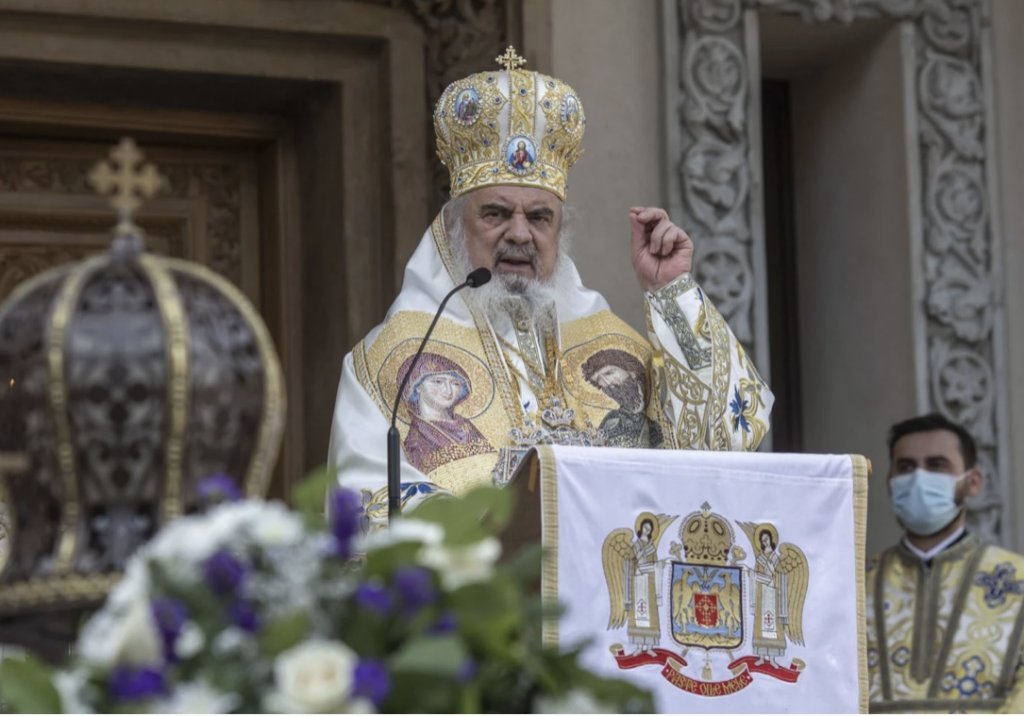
664;0;1007;543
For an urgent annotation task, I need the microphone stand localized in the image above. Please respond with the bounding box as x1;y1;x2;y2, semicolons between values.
387;268;491;522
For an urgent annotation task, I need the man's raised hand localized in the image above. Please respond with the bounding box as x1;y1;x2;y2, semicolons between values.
629;206;694;293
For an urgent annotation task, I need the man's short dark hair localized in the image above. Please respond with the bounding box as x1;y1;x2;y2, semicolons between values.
886;413;977;468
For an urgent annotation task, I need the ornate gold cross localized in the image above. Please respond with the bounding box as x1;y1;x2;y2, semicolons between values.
495;46;527;71
88;137;165;231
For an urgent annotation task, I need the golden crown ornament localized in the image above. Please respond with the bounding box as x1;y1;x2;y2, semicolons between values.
434;46;585;200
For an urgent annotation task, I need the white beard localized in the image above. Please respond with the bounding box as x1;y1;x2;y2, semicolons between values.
446;208;578;333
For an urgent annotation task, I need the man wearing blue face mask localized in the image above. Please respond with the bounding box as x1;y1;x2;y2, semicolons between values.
865;413;1024;712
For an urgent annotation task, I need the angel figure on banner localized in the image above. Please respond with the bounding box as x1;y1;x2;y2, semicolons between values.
602;512;678;655
738;521;809;666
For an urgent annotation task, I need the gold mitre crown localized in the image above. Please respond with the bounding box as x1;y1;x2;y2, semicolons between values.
434;46;585;201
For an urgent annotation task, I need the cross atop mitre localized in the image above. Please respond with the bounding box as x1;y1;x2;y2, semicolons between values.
495;45;527;71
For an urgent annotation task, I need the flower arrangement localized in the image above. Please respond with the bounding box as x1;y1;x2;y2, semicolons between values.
0;474;651;713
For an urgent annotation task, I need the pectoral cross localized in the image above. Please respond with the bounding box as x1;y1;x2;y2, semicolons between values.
495;46;527;71
88;137;165;234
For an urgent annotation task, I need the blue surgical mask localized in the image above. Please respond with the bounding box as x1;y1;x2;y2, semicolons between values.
889;468;968;537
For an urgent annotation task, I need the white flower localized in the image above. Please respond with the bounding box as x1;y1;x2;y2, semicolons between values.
534;688;614;713
247;505;304;547
151;681;240;714
357;518;444;552
105;560;150;608
265;639;358;713
211;627;248;655
54;668;93;714
174;621;205;658
78;597;162;668
418;537;501;590
144;500;296;568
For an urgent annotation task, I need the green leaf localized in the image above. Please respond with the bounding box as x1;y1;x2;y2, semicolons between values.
291;466;335;531
0;655;61;713
390;634;467;677
361;542;423;580
500;543;543;583
410;487;513;545
383;673;462;712
259;612;311;657
446;580;520;657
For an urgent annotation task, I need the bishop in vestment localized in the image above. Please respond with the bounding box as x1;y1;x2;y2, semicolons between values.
328;48;773;526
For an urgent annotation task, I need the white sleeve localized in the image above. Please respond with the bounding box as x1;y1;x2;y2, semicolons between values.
327;351;444;529
645;273;774;451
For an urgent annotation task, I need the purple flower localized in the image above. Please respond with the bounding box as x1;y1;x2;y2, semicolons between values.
151;598;188;659
197;474;243;506
204;550;247;595
353;660;390;706
355;583;394;615
457;659;478;684
229;601;261;633
108;666;166;701
328;488;364;557
429;611;458;635
392;567;436;614
151;598;188;640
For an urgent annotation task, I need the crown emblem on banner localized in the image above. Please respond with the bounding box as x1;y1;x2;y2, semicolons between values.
433;46;585;200
678;502;736;565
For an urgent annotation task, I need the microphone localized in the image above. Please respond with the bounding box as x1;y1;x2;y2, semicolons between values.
387;268;491;521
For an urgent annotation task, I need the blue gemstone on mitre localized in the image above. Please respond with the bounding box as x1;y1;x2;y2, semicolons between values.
519;88;527;95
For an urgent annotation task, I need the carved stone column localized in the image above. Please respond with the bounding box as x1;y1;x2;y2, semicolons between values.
664;0;1008;543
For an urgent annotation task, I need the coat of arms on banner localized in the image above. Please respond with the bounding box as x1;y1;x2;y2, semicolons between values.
600;502;809;697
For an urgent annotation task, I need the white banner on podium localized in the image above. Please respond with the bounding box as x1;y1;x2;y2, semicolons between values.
535;446;869;713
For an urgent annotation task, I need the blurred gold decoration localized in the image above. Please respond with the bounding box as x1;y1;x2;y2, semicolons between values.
87;137;165;233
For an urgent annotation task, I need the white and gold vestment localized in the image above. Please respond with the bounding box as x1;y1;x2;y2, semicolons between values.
867;533;1024;713
326;48;772;525
328;215;772;524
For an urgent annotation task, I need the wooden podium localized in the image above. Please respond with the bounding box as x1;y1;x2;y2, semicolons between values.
499;447;545;564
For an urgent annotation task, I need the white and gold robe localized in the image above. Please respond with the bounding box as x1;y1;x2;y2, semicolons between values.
328;214;773;524
866;533;1024;713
